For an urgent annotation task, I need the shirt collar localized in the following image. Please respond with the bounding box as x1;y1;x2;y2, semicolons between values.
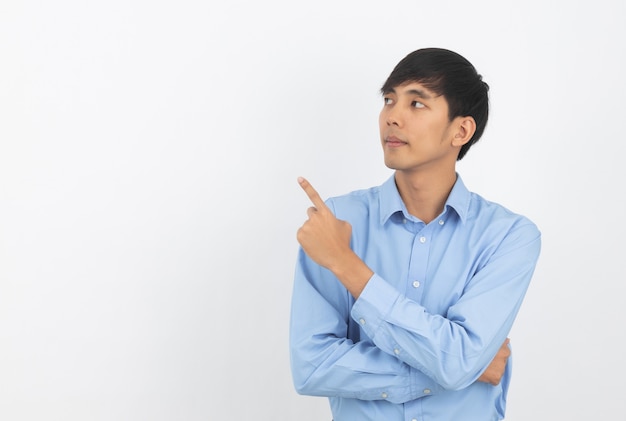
379;172;471;225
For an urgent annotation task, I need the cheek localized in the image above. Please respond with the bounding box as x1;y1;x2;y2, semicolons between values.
378;111;385;127
378;114;386;137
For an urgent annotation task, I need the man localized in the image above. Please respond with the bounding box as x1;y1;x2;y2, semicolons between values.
289;48;541;420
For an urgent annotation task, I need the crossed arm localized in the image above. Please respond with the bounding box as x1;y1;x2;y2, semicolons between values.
295;176;512;387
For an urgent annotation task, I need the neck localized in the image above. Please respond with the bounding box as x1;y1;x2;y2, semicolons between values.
394;168;457;224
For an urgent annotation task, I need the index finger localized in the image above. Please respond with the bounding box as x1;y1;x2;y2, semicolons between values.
298;176;329;210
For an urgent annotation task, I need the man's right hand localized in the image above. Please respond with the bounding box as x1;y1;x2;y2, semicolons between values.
478;338;511;386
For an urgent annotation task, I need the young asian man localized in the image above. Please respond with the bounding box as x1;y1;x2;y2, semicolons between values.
290;47;541;421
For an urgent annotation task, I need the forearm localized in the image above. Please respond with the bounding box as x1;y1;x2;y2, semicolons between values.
290;251;440;403
327;249;374;299
343;220;541;390
290;333;440;403
351;254;537;390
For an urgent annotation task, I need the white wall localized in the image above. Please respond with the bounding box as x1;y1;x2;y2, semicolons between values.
1;0;625;419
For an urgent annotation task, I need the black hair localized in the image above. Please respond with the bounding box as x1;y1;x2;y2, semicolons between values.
381;48;489;160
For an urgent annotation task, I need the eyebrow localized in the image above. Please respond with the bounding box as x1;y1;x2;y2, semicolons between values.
384;87;433;99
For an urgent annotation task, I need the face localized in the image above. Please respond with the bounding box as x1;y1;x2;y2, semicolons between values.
379;82;461;173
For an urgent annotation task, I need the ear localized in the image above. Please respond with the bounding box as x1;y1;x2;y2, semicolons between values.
451;116;476;147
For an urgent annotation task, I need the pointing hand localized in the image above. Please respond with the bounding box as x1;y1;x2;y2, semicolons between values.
296;177;352;270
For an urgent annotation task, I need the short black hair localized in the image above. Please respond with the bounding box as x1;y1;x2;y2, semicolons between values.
381;48;489;160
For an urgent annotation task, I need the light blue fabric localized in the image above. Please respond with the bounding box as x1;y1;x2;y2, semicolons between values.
289;173;541;421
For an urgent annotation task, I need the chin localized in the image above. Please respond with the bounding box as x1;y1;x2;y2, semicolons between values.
383;157;403;171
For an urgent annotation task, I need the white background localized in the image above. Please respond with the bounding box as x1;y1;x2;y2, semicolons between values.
1;1;625;419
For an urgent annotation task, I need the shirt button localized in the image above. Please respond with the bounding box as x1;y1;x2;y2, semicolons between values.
419;236;426;243
381;392;388;399
393;348;400;355
403;218;407;224
412;419;418;421
359;318;366;325
412;280;420;288
439;219;444;225
423;388;431;394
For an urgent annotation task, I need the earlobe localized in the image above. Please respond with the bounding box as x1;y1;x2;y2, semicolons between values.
452;117;476;147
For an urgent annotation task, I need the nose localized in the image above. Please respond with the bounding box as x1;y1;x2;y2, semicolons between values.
384;106;402;127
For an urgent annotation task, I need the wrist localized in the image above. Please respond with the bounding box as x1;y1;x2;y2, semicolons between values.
330;251;374;299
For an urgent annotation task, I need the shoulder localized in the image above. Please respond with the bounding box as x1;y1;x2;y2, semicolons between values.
325;185;381;219
468;192;541;246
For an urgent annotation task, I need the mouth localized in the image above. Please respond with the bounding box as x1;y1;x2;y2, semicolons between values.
385;135;408;148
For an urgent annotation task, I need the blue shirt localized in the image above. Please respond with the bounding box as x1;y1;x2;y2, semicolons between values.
289;174;541;421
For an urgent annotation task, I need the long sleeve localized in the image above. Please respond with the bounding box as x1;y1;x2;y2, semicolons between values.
350;220;541;390
288;175;542;420
289;249;442;404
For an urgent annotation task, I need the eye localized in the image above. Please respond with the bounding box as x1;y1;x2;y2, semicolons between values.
412;101;425;109
383;97;394;105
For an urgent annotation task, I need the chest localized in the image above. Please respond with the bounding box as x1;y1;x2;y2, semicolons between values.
353;217;490;316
